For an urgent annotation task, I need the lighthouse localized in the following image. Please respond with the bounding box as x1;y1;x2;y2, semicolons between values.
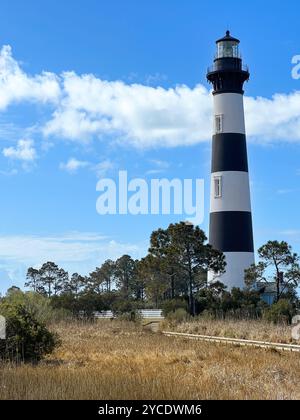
207;31;254;290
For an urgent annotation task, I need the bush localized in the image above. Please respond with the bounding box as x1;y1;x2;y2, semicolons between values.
112;298;138;317
162;299;188;317
263;299;295;324
116;310;142;323
166;308;189;323
0;303;60;363
198;309;217;320
2;289;72;324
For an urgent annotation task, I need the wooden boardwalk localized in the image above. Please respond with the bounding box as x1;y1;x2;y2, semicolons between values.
162;331;300;353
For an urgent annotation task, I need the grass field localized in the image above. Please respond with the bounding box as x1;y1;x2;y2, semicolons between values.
0;320;299;400
162;317;297;344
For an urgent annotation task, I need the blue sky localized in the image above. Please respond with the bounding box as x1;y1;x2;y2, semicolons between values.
1;0;300;293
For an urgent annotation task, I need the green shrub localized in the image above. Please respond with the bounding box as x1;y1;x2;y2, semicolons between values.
166;308;189;323
0;303;60;363
263;299;295;324
112;299;138;316
162;299;188;317
110;297;142;322
198;309;217;320
2;289;72;324
116;310;142;323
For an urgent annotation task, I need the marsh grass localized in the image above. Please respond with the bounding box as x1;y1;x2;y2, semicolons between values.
162;318;296;344
0;320;299;400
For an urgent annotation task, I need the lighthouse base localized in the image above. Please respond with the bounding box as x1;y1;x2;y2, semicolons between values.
208;252;255;290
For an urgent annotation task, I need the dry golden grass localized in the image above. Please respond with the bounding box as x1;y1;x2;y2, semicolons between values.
163;318;297;344
0;320;299;400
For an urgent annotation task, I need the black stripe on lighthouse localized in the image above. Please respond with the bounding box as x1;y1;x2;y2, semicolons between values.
209;211;254;253
212;133;249;173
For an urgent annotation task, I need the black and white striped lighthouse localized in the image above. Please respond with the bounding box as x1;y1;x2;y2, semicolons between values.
207;31;254;289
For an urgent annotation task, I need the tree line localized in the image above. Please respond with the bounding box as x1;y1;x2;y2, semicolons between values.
23;222;300;319
24;223;225;316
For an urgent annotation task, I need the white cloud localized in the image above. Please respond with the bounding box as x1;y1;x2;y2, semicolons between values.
3;139;37;161
44;73;212;147
149;159;170;169
146;169;166;175
0;45;60;110
145;73;168;85
244;93;300;143
0;168;18;176
2;45;300;148
44;73;300;148
93;159;114;177
60;157;114;176
277;188;300;195
0;232;134;264
146;159;170;175
60;157;89;173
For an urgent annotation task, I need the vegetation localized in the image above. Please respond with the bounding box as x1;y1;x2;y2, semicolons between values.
0;225;299;373
163;316;298;344
144;222;226;315
245;240;300;303
2;228;299;326
264;299;295;324
20;223;229;318
2;287;71;324
0;301;60;363
0;320;299;400
162;298;189;317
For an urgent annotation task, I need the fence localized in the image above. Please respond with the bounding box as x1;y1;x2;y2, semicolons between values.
94;310;164;320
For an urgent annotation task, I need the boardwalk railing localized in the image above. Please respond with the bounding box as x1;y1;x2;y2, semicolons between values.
162;331;300;353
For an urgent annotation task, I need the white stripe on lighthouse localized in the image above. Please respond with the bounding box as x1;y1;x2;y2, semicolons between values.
214;93;246;135
210;171;251;213
208;252;255;290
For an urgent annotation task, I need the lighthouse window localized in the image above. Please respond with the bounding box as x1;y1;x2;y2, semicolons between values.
217;41;239;58
215;114;223;133
214;176;222;198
